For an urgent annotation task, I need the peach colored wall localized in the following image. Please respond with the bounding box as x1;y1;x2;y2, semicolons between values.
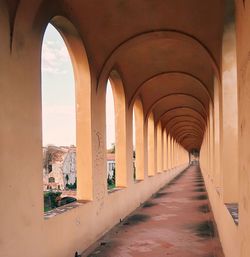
221;15;239;203
200;133;239;257
0;9;189;257
200;165;239;257
235;3;250;256
1;1;235;256
200;76;240;257
199;2;250;257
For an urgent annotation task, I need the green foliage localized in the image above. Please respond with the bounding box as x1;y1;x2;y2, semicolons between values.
107;168;116;190
133;162;136;180
44;191;62;212
60;196;77;205
107;182;116;190
44;191;77;212
66;178;77;189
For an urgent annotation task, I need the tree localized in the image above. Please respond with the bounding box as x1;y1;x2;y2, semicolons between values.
65;174;69;184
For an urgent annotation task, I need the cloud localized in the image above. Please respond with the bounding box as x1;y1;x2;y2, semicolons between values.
42;38;72;75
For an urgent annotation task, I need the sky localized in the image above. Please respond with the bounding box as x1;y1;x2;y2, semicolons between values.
106;82;115;149
41;24;117;148
42;24;76;146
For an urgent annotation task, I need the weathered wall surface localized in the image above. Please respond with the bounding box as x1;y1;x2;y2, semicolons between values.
200;162;239;257
0;2;190;257
199;2;250;257
235;2;250;257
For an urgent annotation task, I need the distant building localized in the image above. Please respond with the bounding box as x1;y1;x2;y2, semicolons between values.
107;153;115;179
43;146;76;191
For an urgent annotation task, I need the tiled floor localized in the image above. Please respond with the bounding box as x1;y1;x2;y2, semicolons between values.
82;165;224;257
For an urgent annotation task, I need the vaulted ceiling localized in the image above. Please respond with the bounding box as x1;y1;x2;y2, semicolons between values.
6;0;225;151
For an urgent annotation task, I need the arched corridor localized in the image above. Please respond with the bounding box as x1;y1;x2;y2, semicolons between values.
0;1;249;257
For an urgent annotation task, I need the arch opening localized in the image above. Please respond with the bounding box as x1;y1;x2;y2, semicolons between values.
42;23;77;211
132;98;145;181
147;112;156;176
106;71;127;189
41;17;93;213
106;80;116;189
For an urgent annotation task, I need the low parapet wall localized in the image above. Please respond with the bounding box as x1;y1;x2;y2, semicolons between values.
42;164;189;257
201;169;239;257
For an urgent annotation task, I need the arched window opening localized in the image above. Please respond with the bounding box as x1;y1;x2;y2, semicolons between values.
133;98;144;180
167;134;172;169
156;121;163;173
42;23;77;212
171;138;175;168
163;129;168;171
106;80;116;190
147;112;155;176
106;71;127;190
132;110;136;180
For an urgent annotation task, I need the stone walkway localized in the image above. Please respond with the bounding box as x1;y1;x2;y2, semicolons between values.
82;165;224;257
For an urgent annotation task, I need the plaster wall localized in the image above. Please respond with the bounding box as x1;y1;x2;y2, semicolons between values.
0;10;189;257
200;161;239;257
235;2;250;256
0;1;227;256
221;14;239;203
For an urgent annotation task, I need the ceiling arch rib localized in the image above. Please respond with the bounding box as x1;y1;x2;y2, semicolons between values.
165;121;204;133
181;137;202;148
165;117;205;132
177;133;203;143
160;108;207;127
181;137;202;146
151;95;207;123
168;126;203;141
146;93;208;120
167;129;203;142
160;103;207;151
129;71;212;108
159;109;206;123
166;120;205;135
167;127;202;137
170;135;201;151
97;30;220;93
169;132;203;146
176;131;203;142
